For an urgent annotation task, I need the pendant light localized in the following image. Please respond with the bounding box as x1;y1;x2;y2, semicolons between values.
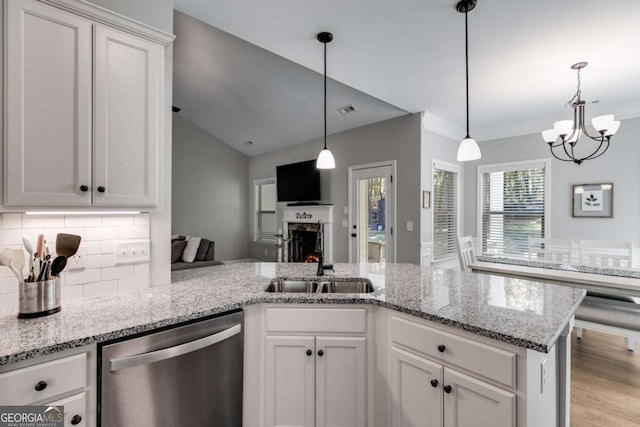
456;0;481;162
316;32;336;169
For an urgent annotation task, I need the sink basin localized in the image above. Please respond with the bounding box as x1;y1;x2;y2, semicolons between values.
265;277;374;294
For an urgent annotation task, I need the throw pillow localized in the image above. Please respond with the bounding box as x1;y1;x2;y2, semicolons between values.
195;239;211;262
181;237;202;263
205;241;216;261
171;240;187;263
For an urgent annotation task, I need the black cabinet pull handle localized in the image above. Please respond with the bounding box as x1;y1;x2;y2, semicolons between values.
34;381;47;391
437;345;446;353
430;379;438;388
71;415;82;425
443;385;452;394
80;185;88;192
317;350;324;357
306;349;312;356
97;186;106;193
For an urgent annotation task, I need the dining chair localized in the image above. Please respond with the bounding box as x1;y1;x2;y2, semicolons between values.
457;236;476;272
528;237;573;263
578;239;633;268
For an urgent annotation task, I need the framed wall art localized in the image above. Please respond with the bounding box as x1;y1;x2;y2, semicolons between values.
572;183;613;218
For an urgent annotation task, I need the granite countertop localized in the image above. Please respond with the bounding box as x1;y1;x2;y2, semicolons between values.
0;262;586;365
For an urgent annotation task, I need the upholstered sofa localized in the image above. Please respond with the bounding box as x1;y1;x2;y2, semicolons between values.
171;235;224;271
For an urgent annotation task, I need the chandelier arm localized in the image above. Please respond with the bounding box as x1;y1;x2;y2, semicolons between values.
549;146;574;162
564;106;580;142
562;140;574;160
581;138;610;161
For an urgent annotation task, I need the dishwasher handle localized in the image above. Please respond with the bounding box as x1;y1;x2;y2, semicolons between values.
110;323;242;372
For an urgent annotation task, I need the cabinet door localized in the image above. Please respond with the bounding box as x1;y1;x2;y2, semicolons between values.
389;346;443;427
93;25;160;206
5;0;92;206
47;392;86;427
315;336;366;427
265;335;315;427
443;368;515;427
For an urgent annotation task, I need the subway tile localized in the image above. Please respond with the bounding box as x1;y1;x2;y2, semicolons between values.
134;263;150;277
119;276;149;293
101;240;116;254
84;227;119;241
22;214;64;229
44;228;84;244
64;215;102;228
0;277;18;294
118;226;149;239
61;285;84;301
1;214;22;229
1;229;28;245
85;254;115;269
84;280;118;297
102;265;134;281
101;215;134;227
134;213;150;226
0;293;18;311
63;268;102;286
81;241;102;255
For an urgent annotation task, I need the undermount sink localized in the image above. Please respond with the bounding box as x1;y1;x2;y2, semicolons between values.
265;277;375;294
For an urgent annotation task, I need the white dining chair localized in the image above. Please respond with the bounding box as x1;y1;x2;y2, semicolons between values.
578;239;633;268
457;236;476;273
528;237;573;263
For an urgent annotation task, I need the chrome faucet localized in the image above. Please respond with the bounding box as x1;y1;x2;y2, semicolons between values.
315;220;334;276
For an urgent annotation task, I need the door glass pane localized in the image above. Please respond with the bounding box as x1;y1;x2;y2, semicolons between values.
357;176;386;263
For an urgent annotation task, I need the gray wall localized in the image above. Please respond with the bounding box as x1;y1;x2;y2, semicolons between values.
249;113;422;263
172;116;250;261
87;0;174;33
462;116;640;244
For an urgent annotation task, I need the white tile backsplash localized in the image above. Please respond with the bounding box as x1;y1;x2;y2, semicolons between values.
0;213;152;304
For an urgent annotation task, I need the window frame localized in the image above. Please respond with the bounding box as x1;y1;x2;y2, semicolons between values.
432;160;461;261
254;177;277;244
476;158;551;257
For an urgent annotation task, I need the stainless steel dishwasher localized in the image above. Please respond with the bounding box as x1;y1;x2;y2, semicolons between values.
99;310;244;427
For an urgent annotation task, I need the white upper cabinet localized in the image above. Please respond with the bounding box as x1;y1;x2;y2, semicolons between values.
4;0;171;208
93;25;161;206
5;0;93;206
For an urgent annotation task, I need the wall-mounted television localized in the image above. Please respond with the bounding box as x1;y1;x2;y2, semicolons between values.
276;160;321;203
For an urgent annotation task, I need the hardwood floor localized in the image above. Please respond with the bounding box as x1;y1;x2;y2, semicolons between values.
571;329;640;426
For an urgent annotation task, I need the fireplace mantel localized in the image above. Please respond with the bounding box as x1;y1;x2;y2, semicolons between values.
281;205;334;263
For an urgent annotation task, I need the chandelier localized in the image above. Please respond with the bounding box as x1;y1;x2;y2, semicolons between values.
541;62;620;165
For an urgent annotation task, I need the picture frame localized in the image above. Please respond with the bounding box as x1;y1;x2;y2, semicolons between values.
422;190;431;209
572;183;613;218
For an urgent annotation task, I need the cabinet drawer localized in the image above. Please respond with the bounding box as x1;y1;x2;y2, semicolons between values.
391;316;516;388
47;392;86;427
266;308;366;333
0;353;86;404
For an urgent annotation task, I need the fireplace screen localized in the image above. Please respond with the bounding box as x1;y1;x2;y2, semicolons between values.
287;222;320;262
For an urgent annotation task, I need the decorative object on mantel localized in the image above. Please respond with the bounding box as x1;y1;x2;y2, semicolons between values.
316;32;336;169
295;212;313;220
455;0;481;162
541;62;620;165
422;190;431;209
572;183;613;218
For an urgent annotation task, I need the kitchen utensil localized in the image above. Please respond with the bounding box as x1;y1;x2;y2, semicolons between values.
37;254;51;282
11;249;25;283
36;234;45;261
50;255;67;277
22;235;35;256
0;248;23;282
56;233;82;258
18;277;61;318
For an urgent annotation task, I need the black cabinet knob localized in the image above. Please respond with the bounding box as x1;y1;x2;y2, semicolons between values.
97;186;106;193
437;345;446;353
80;185;88;192
317;350;324;357
351;233;357;238
71;415;82;425
34;381;47;391
430;379;438;388
443;385;452;394
306;349;312;356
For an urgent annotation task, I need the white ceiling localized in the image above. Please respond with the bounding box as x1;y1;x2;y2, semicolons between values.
174;0;640;150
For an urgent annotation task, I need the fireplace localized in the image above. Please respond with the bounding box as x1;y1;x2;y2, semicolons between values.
281;205;334;263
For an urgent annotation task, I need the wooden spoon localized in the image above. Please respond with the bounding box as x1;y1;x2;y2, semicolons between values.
56;233;82;258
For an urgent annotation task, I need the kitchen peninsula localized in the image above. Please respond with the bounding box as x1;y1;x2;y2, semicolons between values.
0;263;585;427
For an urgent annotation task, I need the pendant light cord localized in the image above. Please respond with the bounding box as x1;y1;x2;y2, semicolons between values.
324;40;328;150
465;7;470;138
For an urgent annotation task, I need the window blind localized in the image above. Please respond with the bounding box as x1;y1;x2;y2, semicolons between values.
481;166;546;256
256;181;276;242
433;168;458;260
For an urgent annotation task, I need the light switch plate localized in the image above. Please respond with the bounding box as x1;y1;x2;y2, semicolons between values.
114;239;150;265
406;221;413;232
343;206;349;215
342;219;348;227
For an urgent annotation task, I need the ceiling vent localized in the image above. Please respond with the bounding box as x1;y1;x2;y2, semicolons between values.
337;104;357;115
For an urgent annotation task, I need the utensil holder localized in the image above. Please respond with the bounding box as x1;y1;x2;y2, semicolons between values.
18;277;61;319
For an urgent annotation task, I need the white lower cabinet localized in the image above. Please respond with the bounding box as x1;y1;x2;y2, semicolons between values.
265;335;367;427
47;392;87;426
